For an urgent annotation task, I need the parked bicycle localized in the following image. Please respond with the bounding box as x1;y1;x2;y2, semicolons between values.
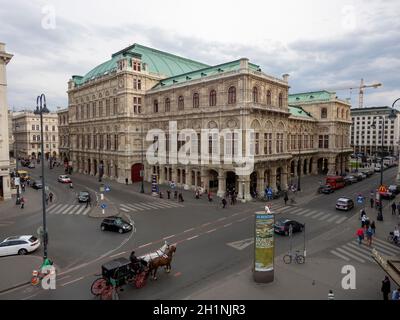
283;250;305;264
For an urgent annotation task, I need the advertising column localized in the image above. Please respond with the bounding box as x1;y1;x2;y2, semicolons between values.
254;213;275;283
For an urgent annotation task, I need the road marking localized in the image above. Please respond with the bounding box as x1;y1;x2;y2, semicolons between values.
47;203;62;213
335;216;348;224
49;204;66;214
341;245;373;262
309;212;325;219
110;251;126;258
68;205;78;215
347;243;374;256
224;223;233;227
232;213;240;216
373;237;400;252
335;247;365;263
304;210;318;217
227;238;254;250
295;209;311;216
202;223;211;227
47;204;57;211
187;235;199;241
75;206;86;215
120;204;136;211
218;217;227;221
206;229;216;234
82;208;91;216
330;250;351;261
60;276;84;287
238;218;247;222
184;228;195;233
318;213;333;221
326;215;341;223
371;240;399;255
125;204;144;211
120;207;130;213
289;208;305;214
138;202;160;209
163;235;175;240
139;242;152;248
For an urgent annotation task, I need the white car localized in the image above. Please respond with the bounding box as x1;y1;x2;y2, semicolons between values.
0;235;40;257
58;175;71;183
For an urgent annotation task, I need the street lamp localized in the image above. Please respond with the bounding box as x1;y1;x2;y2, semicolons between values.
140;124;144;193
34;94;50;261
297;132;302;191
14;123;20;204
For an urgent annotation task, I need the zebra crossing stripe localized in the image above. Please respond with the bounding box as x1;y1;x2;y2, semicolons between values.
82;208;90;216
121;204;137;211
335;247;366;263
341;244;373;262
371;241;399;256
335;216;348;224
309;212;325;219
294;209;310;216
47;204;57;211
48;204;63;214
288;208;304;214
330;250;351;261
120;207;130;213
159;201;183;208
125;204;144;211
68;206;79;215
138;202;162;209
318;213;333;221
326;215;341;223
373;237;400;252
347;243;375;260
145;202;171;209
304;210;318;217
54;204;68;214
74;206;86;215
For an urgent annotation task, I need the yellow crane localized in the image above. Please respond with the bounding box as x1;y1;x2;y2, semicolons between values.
325;79;382;108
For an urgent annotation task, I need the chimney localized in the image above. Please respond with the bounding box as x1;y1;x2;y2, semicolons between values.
282;74;289;82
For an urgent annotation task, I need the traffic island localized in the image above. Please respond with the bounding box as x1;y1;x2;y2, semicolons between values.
88;201;120;218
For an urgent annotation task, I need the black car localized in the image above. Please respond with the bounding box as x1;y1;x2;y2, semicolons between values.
78;191;90;203
274;219;304;236
101;217;133;234
31;180;43;189
319;185;334;194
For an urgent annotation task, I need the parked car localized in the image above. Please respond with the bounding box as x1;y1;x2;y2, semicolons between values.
336;197;354;211
318;184;334;194
58;175;71;183
326;176;345;190
353;173;364;181
0;235;40;257
100;217;133;234
31;180;43;189
274;219;304;236
388;185;400;195
344;175;358;185
78;191;90;203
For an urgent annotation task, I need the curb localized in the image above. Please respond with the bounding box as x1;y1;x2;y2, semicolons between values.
0;281;30;295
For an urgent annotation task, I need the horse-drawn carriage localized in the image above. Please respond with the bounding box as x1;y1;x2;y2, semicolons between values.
91;242;176;300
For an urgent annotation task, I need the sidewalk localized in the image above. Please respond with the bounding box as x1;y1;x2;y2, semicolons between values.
0;188;42;220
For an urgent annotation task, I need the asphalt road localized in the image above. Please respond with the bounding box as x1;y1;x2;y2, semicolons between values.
0;164;398;299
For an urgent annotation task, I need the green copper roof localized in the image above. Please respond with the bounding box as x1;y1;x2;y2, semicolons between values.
73;44;209;86
288;90;334;104
152;59;261;89
288;106;313;119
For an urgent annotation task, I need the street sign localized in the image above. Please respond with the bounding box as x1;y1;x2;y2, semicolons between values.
100;203;107;209
15;177;20;186
99;186;105;193
267;189;273;196
357;195;364;204
105;186;111;192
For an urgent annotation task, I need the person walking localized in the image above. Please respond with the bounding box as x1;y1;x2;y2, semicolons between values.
174;190;178;200
167;189;171;199
356;227;364;245
20;197;25;209
361;214;367;228
370;197;374;209
284;192;289;206
49;192;53;203
392;202;397;215
125;178;128;185
178;193;184;202
381;276;391;300
222;198;227;209
370;220;376;236
366;225;373;247
328;290;335;300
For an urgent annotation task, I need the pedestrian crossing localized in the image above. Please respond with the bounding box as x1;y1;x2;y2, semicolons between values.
265;203;349;224
119;200;184;213
47;203;91;216
330;237;400;264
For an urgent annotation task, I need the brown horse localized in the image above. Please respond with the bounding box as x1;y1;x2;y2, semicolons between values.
148;244;176;280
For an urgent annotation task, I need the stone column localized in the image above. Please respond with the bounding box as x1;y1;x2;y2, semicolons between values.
311;158;318;175
281;163;289;190
217;169;226;198
270;166;277;192
238;177;251;202
256;169;265;195
201;168;209;192
158;165;165;185
185;167;190;189
328;157;336;175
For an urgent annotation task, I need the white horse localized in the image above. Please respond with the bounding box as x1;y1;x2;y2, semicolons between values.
139;242;170;264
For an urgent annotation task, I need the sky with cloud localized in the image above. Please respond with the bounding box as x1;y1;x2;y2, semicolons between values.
1;0;399;111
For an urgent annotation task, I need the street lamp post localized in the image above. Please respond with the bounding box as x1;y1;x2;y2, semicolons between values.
297;132;301;191
14;123;20;204
34;94;50;261
140;124;144;193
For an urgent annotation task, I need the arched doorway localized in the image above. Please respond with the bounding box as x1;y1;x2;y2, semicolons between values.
303;159;308;175
94;160;98;176
317;158;328;174
250;172;257;196
209;170;218;191
177;169;181;184
131;163;142;183
264;169;271;188
88;159;91;175
276;167;282;190
290;161;295;176
309;158;313;174
226;171;237;193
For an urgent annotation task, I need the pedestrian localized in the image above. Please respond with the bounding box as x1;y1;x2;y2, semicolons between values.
356;227;364;245
381;276;391;300
69;182;73;189
222;198;227;209
284;192;289;206
328;290;335;300
366;226;373;247
371;220;376;235
49;192;53;203
361;214;367;228
125;178;128;185
20;197;25;209
85;197;90;208
365;217;370;229
174;190;178;200
370;197;374;209
21;183;25;192
392;202;397;215
45;195;49;206
167;190;171;199
392;288;400;301
360;208;366;220
208;191;212;202
178;193;184;202
159;191;163;199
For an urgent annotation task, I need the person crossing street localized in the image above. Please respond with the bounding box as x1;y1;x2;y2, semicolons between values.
392;202;397;215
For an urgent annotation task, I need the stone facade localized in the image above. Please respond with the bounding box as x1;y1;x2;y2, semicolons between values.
12;112;59;160
57;108;70;162
67;44;352;199
0;43;12;201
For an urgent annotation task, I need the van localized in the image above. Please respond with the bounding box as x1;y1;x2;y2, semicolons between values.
326;176;345;190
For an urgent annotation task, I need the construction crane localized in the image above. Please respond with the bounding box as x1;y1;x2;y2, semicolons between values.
325;79;382;108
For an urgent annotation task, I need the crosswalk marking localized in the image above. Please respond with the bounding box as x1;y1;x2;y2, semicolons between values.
326;215;341;223
309;212;325;219
120;207;130;213
121;204;138;211
47;204;57;211
330;250;351;261
335;247;366;263
288;207;304;214
371;241;399;256
335;216;348;224
304;210;318;217
74;206;86;215
82;208;90;216
293;209;310;216
343;244;374;262
120;200;185;213
318;213;333;221
373;237;400;253
125;204;144;211
48;204;64;214
47;203;92;216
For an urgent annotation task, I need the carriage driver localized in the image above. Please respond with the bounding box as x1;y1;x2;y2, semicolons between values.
130;251;147;273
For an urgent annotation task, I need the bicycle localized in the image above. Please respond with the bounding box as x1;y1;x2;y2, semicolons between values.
283;250;305;264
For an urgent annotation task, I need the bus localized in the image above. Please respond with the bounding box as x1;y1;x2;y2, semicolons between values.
325;176;345;190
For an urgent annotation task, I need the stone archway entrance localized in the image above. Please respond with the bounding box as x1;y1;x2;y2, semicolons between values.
250;171;257;196
209;170;218;191
88;159;91;175
318;158;328;174
309;158;313;174
290;160;295;176
303;159;308;175
226;171;237;193
276;167;282;190
131;163;142;182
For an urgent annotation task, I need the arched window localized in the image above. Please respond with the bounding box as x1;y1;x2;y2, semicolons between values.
153;100;158;113
278;93;283;107
266;90;272;105
33;135;36;141
193;93;199;108
228;86;236;104
165;98;170;112
321;107;327;119
252;87;258;103
209;90;217;106
178;96;184;110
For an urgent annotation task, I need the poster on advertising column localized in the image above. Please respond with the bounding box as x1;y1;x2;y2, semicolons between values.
254;213;275;283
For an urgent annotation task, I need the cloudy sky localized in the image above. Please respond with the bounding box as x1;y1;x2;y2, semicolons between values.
1;0;399;111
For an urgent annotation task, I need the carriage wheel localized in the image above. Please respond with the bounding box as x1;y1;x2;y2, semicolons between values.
100;286;114;300
135;272;147;289
91;278;107;296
